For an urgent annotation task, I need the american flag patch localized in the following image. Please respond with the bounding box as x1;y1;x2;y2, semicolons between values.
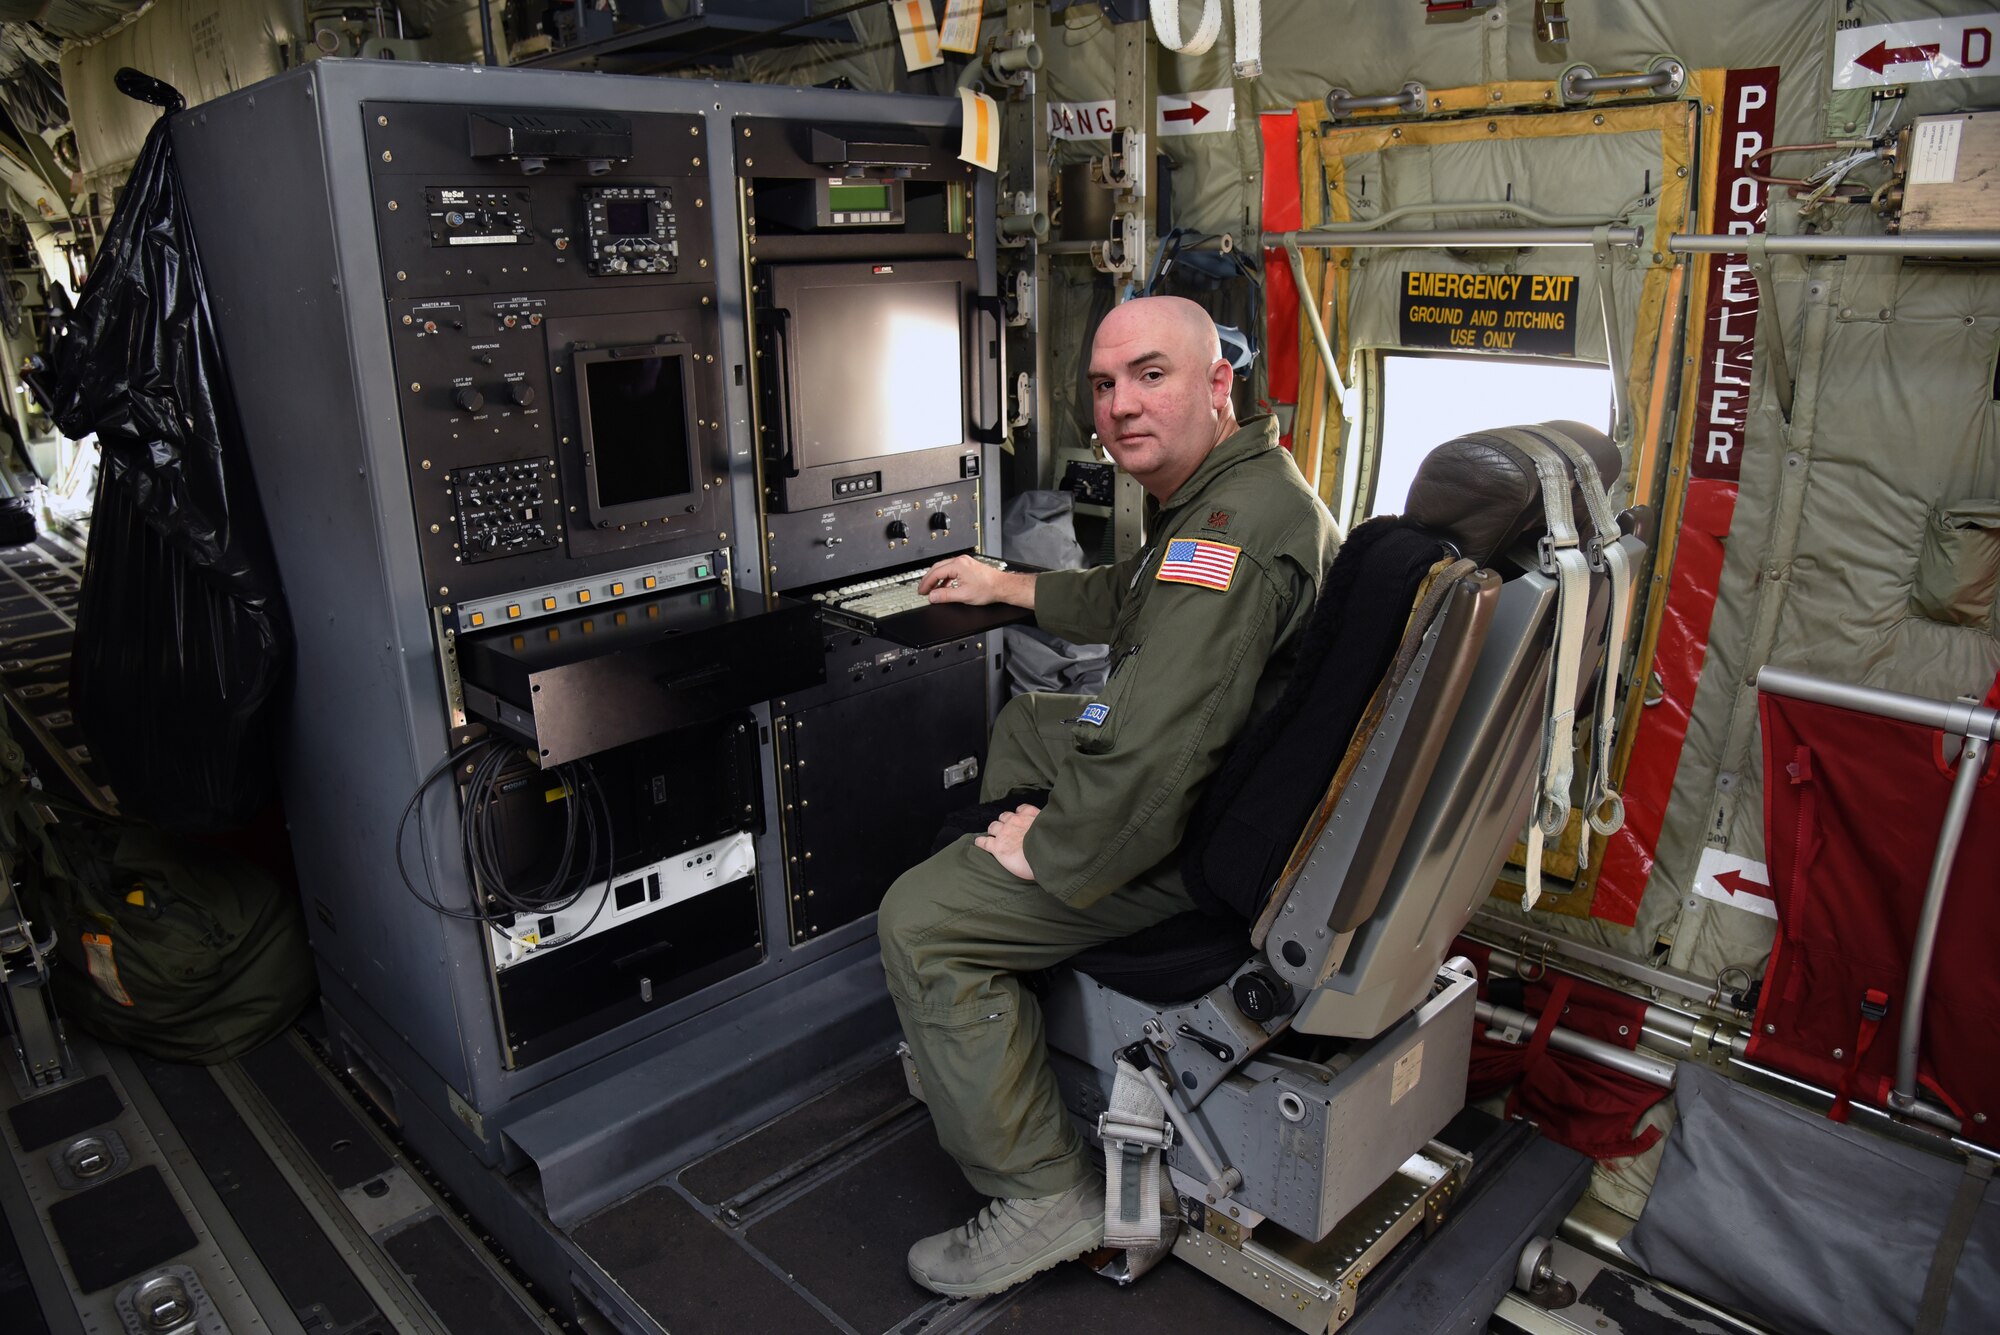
1156;538;1241;592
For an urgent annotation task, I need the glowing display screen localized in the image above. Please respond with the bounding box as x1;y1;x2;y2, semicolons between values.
826;182;893;213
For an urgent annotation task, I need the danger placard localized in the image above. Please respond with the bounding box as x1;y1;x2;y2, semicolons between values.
1398;271;1579;356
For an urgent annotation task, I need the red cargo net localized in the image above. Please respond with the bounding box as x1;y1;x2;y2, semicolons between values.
1748;671;2000;1148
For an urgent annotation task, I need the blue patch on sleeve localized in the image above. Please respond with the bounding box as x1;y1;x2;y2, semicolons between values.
1078;702;1111;727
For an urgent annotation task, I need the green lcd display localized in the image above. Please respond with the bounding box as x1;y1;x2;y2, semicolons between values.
827;182;892;213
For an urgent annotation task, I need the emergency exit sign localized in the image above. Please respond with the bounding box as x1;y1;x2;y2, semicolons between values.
1398;271;1579;356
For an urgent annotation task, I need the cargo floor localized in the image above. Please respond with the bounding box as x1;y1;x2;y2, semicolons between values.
4;1017;1640;1335
570;1056;1303;1335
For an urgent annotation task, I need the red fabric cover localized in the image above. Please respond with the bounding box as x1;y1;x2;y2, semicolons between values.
1260;111;1302;416
1456;941;1670;1160
1595;479;1738;925
1749;676;2000;1149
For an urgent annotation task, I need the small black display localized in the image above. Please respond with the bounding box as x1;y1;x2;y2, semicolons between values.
580;350;696;510
605;199;651;236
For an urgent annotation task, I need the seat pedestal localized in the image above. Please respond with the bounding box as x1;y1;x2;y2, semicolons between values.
1174;1138;1470;1335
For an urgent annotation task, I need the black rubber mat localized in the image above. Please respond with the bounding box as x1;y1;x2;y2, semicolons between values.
381;1215;547;1335
679;1058;914;1207
6;1074;123;1152
47;1165;198;1293
575;1184;842;1334
981;1255;1297;1333
133;1053;391;1334
0;1186;53;1335
745;1120;985;1335
239;1039;393;1190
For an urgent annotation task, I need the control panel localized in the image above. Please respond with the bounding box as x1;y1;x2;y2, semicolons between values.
364;101;725;609
449;456;559;562
583;185;678;275
426;187;533;247
766;482;982;588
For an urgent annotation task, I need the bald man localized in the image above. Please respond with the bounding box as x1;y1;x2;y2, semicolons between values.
878;296;1339;1296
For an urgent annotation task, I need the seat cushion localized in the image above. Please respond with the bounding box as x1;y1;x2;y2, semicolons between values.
1063;910;1252;1006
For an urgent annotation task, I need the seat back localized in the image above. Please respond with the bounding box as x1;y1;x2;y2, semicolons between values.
1180;518;1462;922
1262;423;1638;1037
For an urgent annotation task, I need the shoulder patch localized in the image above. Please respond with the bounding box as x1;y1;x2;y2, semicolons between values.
1157;538;1241;592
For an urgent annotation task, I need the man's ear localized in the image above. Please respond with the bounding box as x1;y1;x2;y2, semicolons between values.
1209;357;1233;412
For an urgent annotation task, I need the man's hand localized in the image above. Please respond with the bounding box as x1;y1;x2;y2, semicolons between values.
918;555;1037;610
974;804;1041;882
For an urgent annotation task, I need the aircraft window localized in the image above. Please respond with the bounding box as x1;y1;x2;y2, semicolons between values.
1369;352;1614;519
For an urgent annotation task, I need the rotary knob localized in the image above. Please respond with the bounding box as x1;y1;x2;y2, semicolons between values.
930;512;951;533
1232;969;1294;1023
453;386;485;413
509;383;536;407
886;519;909;541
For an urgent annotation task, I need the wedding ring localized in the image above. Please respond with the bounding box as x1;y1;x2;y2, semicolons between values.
950;578;963;589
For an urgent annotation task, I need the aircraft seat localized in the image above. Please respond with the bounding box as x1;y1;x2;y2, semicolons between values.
1031;421;1642;1247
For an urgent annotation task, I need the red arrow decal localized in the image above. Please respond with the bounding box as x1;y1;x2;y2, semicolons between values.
1714;869;1773;899
1854;40;1941;75
1162;101;1211;125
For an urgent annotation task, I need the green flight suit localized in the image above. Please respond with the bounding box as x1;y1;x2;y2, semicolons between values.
878;416;1340;1199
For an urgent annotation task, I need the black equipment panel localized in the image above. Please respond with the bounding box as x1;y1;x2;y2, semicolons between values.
766;480;981;591
363;101;725;607
776;659;987;944
457;583;823;765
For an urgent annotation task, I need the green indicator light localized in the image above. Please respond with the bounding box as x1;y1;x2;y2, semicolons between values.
695;565;709;577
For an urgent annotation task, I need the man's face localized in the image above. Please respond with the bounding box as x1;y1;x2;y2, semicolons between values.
1087;302;1232;501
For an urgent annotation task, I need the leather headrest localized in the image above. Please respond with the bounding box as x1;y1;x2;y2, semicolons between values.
1403;421;1620;567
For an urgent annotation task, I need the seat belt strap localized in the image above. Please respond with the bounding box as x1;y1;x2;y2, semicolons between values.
1915;1156;1995;1335
1497;430;1590;910
1100;1058;1173;1249
1828;988;1890;1124
1532;427;1634;842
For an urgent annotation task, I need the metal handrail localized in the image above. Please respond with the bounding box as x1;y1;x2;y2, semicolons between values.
1757;666;2000;741
1561;57;1687;104
1262;225;1643;251
1670;232;2000;259
1297;199;1630;234
1325;82;1426;118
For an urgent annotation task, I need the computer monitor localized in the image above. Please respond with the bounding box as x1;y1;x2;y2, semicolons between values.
572;342;702;529
757;258;991;511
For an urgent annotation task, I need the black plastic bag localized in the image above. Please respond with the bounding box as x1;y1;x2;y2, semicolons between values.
43;104;290;831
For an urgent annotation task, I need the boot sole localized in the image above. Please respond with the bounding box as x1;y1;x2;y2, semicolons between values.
907;1214;1107;1298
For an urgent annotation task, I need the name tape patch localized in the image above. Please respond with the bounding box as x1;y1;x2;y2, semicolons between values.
1078;702;1111;727
1157;538;1241;592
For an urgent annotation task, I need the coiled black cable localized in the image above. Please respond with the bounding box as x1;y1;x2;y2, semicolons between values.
396;738;616;942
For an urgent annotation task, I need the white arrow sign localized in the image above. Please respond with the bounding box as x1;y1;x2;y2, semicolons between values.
1156;89;1235;137
1692;849;1778;920
1831;14;2000;90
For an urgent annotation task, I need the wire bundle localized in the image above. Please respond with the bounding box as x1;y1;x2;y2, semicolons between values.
396;738;617;949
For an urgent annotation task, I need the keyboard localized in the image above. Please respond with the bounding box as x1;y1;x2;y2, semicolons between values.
813;554;1011;621
810;554;1031;647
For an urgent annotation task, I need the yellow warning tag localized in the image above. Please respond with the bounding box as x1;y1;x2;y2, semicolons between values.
892;0;943;72
958;88;1000;173
939;0;982;54
81;932;135;1007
